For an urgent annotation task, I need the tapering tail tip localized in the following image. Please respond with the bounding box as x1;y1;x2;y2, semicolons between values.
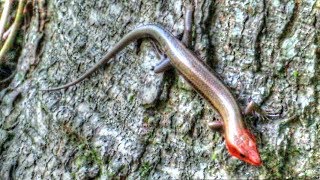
39;87;60;92
40;88;52;92
40;85;69;92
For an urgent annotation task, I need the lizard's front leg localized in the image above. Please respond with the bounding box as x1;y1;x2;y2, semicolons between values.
208;100;276;131
244;100;278;120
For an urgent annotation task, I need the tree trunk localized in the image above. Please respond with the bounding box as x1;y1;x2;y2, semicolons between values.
0;0;319;179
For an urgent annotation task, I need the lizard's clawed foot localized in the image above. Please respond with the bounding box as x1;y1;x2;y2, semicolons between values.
244;100;278;120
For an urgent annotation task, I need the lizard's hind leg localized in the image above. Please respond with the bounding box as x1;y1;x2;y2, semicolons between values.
153;5;194;73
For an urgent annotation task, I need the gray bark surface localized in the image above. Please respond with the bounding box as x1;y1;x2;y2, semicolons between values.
0;0;319;179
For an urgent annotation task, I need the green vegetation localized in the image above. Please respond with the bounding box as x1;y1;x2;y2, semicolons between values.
61;123;103;178
139;162;153;178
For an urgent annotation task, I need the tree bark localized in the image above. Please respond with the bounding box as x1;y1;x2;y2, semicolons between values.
0;0;319;179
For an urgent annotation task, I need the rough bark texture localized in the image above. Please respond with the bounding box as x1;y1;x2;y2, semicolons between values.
0;0;319;179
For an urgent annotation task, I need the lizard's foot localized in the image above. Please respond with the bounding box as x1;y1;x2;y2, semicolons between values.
244;100;278;120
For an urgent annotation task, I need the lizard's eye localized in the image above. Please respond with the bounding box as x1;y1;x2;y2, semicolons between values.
239;153;246;158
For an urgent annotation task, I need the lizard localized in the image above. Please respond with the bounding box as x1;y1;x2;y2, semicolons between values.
42;6;262;166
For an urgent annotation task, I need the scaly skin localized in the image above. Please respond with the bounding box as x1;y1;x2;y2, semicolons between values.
42;24;262;166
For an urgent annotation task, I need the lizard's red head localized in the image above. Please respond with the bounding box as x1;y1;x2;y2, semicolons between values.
226;129;262;166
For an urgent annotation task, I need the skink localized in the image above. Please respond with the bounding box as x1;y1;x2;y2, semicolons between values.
43;24;262;166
